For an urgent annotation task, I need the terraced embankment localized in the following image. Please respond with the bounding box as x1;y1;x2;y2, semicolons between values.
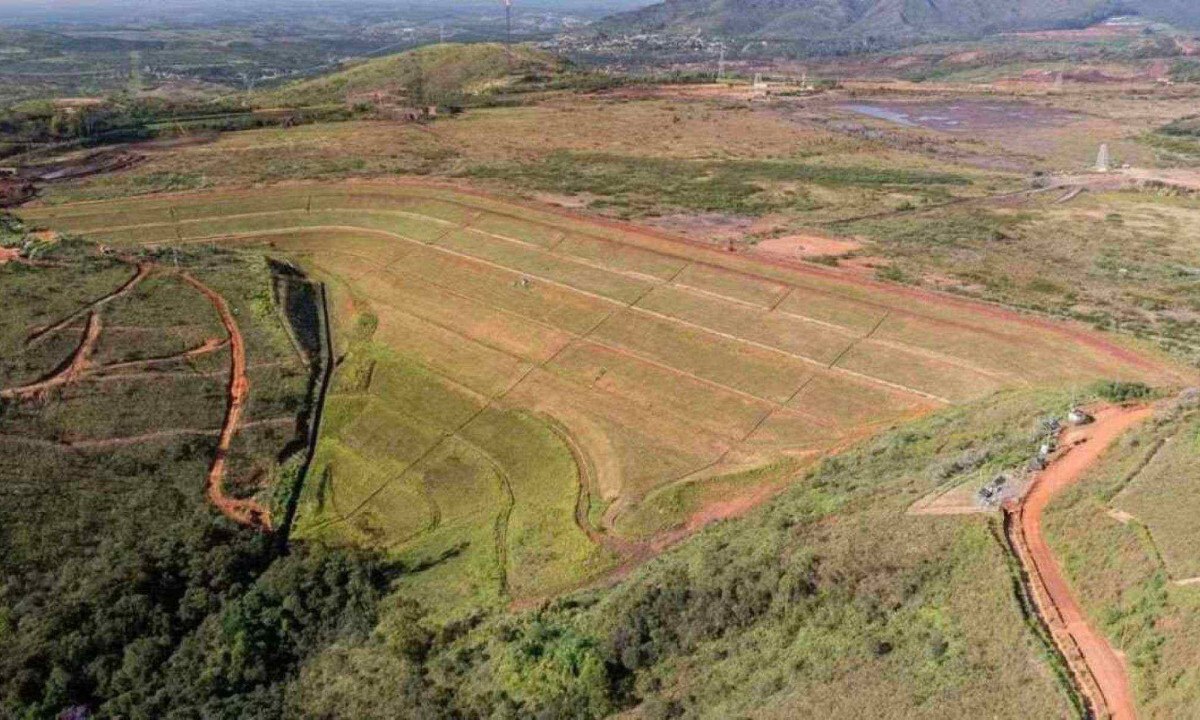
18;181;1184;606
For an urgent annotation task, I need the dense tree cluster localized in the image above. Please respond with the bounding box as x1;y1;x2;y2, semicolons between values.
0;472;393;718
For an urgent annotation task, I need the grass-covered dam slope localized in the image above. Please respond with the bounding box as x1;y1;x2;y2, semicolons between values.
285;389;1098;719
16;181;1186;614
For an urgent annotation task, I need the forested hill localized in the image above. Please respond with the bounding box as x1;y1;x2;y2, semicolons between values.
599;0;1200;41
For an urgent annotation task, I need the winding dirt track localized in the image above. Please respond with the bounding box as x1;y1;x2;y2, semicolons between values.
95;336;228;373
1;312;102;400
179;271;272;531
1009;405;1150;720
26;263;150;346
3;256;276;531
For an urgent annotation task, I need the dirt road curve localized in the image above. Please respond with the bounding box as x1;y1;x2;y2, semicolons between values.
180;272;272;531
1012;405;1151;720
1;312;102;400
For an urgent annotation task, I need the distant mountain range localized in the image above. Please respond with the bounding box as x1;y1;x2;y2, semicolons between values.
599;0;1200;41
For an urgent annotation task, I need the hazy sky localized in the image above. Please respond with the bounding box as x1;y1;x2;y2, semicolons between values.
0;0;648;7
0;0;650;25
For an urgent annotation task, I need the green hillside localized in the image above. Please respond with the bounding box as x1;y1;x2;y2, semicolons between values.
600;0;1200;41
259;43;570;109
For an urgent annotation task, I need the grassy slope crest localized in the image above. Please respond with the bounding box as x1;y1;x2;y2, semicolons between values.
259;43;569;108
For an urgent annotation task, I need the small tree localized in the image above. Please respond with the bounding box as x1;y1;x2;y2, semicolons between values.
405;56;426;107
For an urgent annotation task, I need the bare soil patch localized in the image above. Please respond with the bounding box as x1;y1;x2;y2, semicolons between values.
17;149;144;184
753;233;863;260
1003;24;1145;42
671;481;778;538
645;212;787;247
0;177;36;208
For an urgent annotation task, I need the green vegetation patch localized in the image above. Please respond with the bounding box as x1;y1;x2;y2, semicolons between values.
295;313;606;612
842;207;1026;251
465;152;970;216
260;43;569;109
1115;415;1200;580
1169;60;1200;84
0;236;391;719
1160;115;1200;137
1140;132;1200;164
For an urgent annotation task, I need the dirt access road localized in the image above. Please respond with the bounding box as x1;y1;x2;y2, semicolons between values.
1009;405;1151;720
180;271;272;531
1;258;269;530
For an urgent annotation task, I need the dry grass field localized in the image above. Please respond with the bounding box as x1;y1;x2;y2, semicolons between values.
18;181;1186;609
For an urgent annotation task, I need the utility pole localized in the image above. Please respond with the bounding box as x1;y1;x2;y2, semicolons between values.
505;0;514;69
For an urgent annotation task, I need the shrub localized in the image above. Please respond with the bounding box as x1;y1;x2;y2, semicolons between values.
1092;381;1153;403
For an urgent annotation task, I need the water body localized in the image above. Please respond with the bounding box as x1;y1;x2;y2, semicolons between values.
842;104;916;127
841;100;1079;132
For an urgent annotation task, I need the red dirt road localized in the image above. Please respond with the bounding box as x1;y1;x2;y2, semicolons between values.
180;272;272;531
1010;405;1151;720
96;336;228;373
1;312;102;400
